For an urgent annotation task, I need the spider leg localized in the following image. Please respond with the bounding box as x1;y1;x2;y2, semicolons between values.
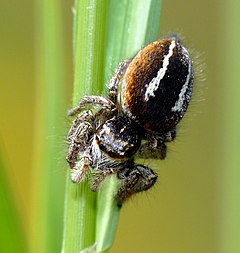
164;128;176;142
71;153;92;183
137;138;167;160
66;110;94;183
68;95;116;116
90;168;116;192
116;164;158;206
137;129;176;160
108;59;131;104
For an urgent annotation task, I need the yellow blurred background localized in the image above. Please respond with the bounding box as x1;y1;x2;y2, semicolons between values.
1;0;240;253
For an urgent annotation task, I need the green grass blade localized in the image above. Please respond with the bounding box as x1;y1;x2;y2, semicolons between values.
29;1;67;252
95;177;121;253
62;1;108;252
105;0;162;81
96;1;162;252
72;0;108;101
0;144;26;253
220;1;240;252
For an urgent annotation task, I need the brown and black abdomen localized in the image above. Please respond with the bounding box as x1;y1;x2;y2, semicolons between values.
121;39;193;134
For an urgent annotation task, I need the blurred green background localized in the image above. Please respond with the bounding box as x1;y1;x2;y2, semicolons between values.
0;0;239;253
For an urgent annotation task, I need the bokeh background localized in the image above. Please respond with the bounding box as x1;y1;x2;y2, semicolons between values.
0;0;239;253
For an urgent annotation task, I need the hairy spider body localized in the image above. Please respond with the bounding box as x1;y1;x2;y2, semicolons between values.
66;37;193;205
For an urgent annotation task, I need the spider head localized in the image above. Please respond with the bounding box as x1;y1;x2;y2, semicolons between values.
95;115;141;159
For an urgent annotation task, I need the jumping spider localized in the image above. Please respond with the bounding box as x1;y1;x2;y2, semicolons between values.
66;38;193;205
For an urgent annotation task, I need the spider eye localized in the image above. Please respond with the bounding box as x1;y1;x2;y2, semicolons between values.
96;116;141;159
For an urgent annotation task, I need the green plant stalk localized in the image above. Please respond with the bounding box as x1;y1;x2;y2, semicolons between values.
220;1;240;252
0;144;26;253
96;1;162;252
62;0;162;252
30;1;67;253
62;1;108;252
105;0;162;80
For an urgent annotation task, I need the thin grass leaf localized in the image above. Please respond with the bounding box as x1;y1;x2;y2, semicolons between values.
29;1;67;252
96;1;162;252
63;0;162;252
0;144;26;253
220;1;240;252
105;0;162;81
62;1;108;252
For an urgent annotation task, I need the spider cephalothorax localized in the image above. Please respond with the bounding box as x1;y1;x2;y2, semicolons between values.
66;37;194;205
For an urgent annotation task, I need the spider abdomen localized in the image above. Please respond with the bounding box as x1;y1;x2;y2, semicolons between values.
121;38;194;134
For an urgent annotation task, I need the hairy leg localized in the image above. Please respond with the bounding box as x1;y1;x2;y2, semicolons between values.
71;153;92;183
108;59;131;104
137;136;167;160
66;110;94;183
116;165;158;206
68;96;116;116
137;129;176;160
90;168;116;192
